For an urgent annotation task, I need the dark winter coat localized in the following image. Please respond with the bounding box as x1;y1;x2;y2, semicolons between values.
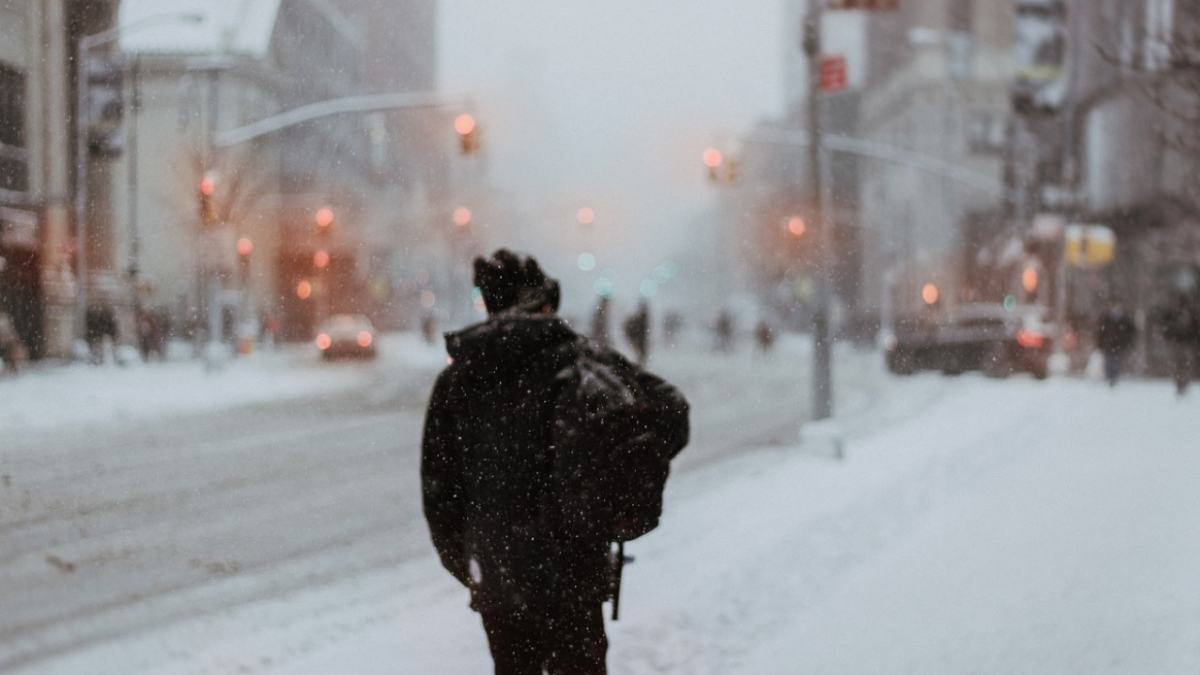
421;313;609;615
1096;310;1136;355
1162;304;1200;345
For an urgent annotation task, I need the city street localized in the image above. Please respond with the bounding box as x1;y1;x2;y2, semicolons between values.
5;2;1200;673
4;332;1200;674
0;331;896;674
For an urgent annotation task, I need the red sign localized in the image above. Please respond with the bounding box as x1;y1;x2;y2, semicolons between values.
819;55;848;93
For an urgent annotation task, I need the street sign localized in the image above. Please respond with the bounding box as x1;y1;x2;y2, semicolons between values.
1064;224;1115;268
827;0;898;10
819;55;848;93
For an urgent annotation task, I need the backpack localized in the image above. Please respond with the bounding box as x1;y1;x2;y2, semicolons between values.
552;345;689;542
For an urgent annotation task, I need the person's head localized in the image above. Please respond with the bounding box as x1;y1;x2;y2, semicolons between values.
473;249;561;315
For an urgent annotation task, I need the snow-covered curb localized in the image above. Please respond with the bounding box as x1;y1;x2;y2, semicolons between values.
0;332;446;432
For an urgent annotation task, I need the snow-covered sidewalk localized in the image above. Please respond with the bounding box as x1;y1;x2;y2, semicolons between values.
262;375;1200;675
0;333;446;432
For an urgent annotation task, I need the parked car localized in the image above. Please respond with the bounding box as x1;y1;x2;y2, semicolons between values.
884;304;1053;379
315;314;377;359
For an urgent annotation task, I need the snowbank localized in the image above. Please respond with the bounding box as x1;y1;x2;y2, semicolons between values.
0;333;446;431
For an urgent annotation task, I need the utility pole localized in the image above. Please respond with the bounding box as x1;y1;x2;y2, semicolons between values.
127;56;141;326
804;0;833;421
1056;0;1082;362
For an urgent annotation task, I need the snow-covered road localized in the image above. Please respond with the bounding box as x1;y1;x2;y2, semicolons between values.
0;332;892;673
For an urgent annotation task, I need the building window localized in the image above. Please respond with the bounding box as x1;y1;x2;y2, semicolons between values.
1144;0;1175;70
0;65;28;193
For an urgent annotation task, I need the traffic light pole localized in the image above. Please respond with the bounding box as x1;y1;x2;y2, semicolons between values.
804;0;834;421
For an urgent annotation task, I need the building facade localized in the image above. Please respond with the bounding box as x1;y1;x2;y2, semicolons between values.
0;0;113;360
857;0;1014;322
113;0;418;344
1067;0;1200;375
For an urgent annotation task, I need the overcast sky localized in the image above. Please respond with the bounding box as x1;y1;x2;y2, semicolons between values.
437;0;790;307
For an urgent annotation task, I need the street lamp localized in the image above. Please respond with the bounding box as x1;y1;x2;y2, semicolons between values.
74;12;204;349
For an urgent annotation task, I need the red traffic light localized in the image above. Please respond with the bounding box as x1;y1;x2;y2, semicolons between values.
199;171;220;225
786;217;806;237
315;207;334;228
922;283;940;306
454;114;477;136
703;148;723;169
1022;266;1039;293
455;115;480;155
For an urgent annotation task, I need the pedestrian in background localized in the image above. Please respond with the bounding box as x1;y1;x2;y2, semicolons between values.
662;312;683;348
1096;302;1137;387
591;296;611;347
137;309;162;363
713;309;734;353
623;300;650;365
754;319;775;357
1160;294;1199;396
421;313;438;345
0;312;24;375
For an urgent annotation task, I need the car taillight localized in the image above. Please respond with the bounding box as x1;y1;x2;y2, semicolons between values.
357;331;373;348
1016;329;1044;349
316;334;332;350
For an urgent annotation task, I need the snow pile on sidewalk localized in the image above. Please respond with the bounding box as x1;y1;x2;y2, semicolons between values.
0;333;446;431
17;366;1199;675
263;376;1200;675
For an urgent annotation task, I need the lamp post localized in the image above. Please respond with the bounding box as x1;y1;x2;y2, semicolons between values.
803;0;833;421
73;12;203;350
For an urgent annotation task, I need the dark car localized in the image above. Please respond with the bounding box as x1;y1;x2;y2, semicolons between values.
884;304;1053;379
315;314;377;359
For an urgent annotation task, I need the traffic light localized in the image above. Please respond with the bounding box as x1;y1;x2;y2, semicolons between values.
703;148;723;182
786;216;806;237
1022;266;1038;293
922;282;940;306
315;207;334;231
199;170;219;225
455;114;479;155
237;237;253;281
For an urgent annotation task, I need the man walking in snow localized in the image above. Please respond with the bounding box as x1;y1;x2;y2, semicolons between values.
421;250;611;675
1096;302;1137;386
622;300;650;365
1160;294;1199;396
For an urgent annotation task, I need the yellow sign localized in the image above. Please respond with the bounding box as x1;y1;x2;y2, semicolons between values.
1064;225;1115;268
